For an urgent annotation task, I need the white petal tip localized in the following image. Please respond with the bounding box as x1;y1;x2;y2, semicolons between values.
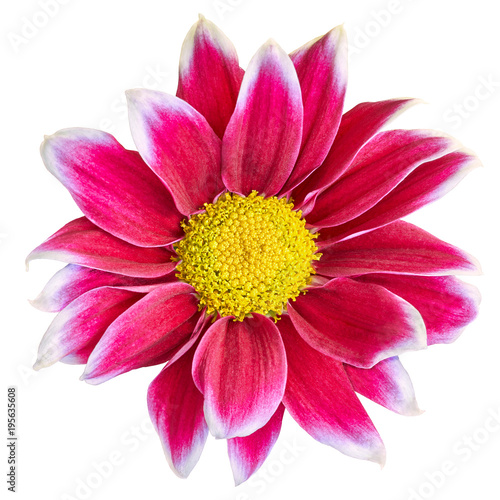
28;297;48;311
329;24;347;38
124;88;138;101
262;38;280;49
33;356;53;371
375;449;387;469
403;403;425;417
233;475;246;487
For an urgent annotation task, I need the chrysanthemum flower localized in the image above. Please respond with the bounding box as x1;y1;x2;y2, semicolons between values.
29;15;481;484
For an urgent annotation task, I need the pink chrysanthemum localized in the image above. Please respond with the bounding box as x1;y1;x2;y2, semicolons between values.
29;16;481;485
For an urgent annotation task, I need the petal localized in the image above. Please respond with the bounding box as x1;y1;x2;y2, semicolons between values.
344;357;422;416
192;314;287;439
288;277;426;368
33;287;142;370
127;89;223;215
221;40;303;197
355;274;481;345
281;25;348;193
30;264;174;313
82;283;199;384
291;98;421;209
177;15;244;139
316;149;480;245
148;345;208;478
227;404;285;486
41;128;183;247
278;316;385;465
27;218;177;278
315;220;480;276
307;130;458;227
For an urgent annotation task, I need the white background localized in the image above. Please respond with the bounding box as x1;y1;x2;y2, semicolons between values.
2;1;499;499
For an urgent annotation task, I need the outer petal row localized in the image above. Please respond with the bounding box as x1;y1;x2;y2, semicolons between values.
30;264;175;313
148;344;208;478
316;220;480;276
127;89;223;216
345;357;422;416
281;26;347;193
81;283;200;384
33;287;143;370
221;40;303;197
40;129;184;247
177;15;244;139
288;277;427;368
355;274;480;345
317;149;480;245
291;98;421;209
27;217;177;278
279;316;386;465
192;314;287;439
227;404;285;485
307;130;459;227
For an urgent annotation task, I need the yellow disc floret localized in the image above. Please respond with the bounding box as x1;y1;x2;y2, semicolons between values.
174;191;321;321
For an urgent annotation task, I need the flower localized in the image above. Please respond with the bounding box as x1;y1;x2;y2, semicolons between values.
28;15;481;485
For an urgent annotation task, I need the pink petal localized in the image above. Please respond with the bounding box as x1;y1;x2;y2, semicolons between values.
291;98;421;209
192;314;287;439
33;287;142;370
344;357;422;416
82;283;199;384
221;40;303;197
41;128;183;247
280;26;347;194
355;274;481;345
227;404;285;486
288;277;426;368
27;217;177;278
315;220;480;276
317;149;480;246
307;130;458;227
177;15;244;139
30;264;174;313
278;316;385;464
127;89;223;215
148;345;208;478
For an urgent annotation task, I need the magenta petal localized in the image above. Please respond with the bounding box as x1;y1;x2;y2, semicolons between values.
127;89;223;215
177;15;244;139
278;316;385;464
192;314;287;439
316;220;480;276
307;130;458;227
291;98;420;208
30;264;174;313
33;287;141;370
27;217;176;278
82;283;199;384
288;278;426;368
148;346;208;478
222;40;303;197
344;357;422;416
41;128;183;247
281;26;347;193
355;274;480;345
227;404;285;486
317;149;480;246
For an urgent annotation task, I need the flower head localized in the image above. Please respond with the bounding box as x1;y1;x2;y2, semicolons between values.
29;15;481;485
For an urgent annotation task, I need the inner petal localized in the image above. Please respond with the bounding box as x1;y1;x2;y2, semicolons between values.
174;191;320;321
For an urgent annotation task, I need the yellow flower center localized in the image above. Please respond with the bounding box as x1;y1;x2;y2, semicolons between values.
174;191;320;321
